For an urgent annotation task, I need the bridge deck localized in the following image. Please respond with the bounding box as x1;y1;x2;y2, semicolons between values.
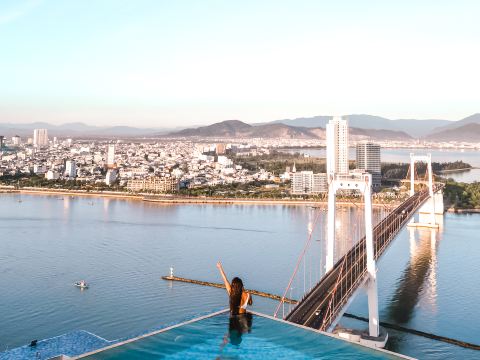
285;185;443;330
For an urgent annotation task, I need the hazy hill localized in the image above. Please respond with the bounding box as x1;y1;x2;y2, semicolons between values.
167;120;412;140
350;127;412;140
168;120;317;139
170;120;252;137
426;123;480;142
2;113;477;140
0;122;167;138
430;113;480;134
266;114;452;138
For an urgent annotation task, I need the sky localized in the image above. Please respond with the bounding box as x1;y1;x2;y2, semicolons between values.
0;0;479;127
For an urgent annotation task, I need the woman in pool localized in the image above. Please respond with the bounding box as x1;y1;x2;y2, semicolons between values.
216;261;253;347
216;261;253;315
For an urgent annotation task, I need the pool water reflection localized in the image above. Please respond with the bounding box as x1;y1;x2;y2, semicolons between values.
80;311;405;360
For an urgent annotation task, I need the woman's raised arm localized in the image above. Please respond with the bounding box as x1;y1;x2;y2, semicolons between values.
216;261;231;294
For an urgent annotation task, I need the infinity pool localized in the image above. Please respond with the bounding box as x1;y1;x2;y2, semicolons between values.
78;311;406;360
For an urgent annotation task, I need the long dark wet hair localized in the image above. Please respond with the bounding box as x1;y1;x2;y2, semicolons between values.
229;277;244;315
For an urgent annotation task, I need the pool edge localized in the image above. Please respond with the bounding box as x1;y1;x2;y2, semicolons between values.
73;309;416;360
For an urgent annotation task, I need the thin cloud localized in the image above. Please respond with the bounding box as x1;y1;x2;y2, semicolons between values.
0;0;42;25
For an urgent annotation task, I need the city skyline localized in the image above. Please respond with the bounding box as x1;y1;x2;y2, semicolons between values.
1;1;480;127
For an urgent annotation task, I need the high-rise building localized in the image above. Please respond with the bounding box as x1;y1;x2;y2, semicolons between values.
12;135;21;146
105;169;117;185
215;143;226;155
107;144;115;168
33;129;48;147
356;141;381;188
64;160;77;178
291;171;327;194
326;117;349;175
0;136;5;149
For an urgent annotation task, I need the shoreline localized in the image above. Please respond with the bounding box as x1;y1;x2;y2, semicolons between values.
446;208;480;214
438;167;476;174
0;187;143;200
0;187;397;207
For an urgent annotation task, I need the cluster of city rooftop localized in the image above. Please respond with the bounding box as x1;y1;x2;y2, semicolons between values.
0;119;380;195
0;131;280;192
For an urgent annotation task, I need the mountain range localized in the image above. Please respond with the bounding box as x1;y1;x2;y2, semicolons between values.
1;113;479;141
425;123;480;142
0;122;167;138
166;120;413;141
262;114;452;138
166;113;480;141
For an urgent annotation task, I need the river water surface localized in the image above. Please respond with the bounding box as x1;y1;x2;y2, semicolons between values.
0;194;479;359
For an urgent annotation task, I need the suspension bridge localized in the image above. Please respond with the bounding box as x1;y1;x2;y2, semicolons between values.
275;153;444;347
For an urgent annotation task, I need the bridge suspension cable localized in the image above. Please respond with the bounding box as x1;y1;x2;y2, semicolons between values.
274;208;322;318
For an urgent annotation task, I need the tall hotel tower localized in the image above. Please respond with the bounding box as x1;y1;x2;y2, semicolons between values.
33;129;49;147
107;144;116;168
356;141;381;188
326;116;349;175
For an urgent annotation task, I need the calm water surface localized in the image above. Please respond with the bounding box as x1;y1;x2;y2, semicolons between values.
0;194;479;359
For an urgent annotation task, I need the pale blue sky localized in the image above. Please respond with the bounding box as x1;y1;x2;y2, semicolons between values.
1;0;479;127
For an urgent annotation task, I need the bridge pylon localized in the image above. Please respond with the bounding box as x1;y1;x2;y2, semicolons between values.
326;172;380;338
408;153;440;229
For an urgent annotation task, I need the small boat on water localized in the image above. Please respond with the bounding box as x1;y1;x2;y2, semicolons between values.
74;280;89;289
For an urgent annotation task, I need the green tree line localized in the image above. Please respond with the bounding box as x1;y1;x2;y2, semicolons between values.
444;180;480;209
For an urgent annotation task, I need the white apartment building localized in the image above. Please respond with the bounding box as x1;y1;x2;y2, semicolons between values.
107;144;115;168
12;135;21;146
291;171;327;194
33;129;48;147
45;170;59;180
127;176;179;193
326;117;349;175
105;169;117;185
64;160;77;178
33;164;46;174
356;141;381;188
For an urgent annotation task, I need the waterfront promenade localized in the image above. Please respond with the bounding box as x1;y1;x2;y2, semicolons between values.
0;186;398;208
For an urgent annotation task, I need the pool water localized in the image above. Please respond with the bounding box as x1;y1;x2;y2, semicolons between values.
80;311;405;360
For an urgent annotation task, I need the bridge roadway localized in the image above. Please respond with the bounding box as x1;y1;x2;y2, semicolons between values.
285;184;444;330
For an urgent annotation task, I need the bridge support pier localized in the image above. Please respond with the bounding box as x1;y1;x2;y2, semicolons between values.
326;175;336;273
326;173;380;338
364;187;380;338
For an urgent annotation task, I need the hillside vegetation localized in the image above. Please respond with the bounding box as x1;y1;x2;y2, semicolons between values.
444;180;480;209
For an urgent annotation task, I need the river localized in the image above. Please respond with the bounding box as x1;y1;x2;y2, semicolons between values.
0;194;479;359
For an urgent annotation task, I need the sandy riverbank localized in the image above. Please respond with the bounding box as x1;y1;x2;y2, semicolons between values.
0;187;398;207
1;187;142;200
